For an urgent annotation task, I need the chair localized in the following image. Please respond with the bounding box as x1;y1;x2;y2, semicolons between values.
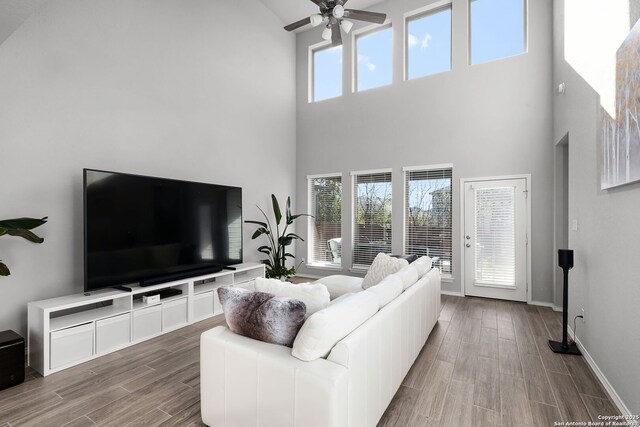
326;238;342;263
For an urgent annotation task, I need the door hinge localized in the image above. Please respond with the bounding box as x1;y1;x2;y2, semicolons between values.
526;234;529;246
523;189;529;199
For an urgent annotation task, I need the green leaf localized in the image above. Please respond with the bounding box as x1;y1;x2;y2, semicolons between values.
245;220;268;228
251;228;268;240
271;194;282;225
285;232;304;242
284;252;295;259
0;217;48;230
0;227;7;237
286;197;291;223
7;228;44;243
0;261;9;276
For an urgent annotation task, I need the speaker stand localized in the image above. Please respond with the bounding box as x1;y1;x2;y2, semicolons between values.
548;268;582;355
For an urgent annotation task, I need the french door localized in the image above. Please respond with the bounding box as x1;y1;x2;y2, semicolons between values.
463;178;529;302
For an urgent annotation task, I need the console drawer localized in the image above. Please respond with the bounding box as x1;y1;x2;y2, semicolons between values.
133;305;162;341
95;313;131;354
162;297;188;331
50;323;94;370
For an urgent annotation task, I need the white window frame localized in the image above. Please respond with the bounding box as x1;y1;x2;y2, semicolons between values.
350;168;393;272
403;0;453;81
468;0;529;66
306;173;344;270
351;22;393;93
309;40;342;103
402;163;454;279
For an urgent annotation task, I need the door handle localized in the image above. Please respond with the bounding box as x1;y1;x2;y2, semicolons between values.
466;235;471;240
466;243;471;248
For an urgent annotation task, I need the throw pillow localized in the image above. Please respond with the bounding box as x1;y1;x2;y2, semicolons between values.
361;253;409;289
217;286;306;347
291;291;379;361
390;254;419;264
255;277;330;317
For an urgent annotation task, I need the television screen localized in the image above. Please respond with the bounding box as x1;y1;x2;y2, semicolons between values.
84;169;242;291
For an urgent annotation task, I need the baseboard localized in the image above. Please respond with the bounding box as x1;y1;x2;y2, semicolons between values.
441;290;464;297
567;325;637;423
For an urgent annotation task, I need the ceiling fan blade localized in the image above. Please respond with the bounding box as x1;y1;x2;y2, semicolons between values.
284;16;311;32
331;22;342;46
309;0;328;8
344;9;386;24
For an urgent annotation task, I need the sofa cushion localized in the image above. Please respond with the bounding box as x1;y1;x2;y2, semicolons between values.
365;274;403;307
217;287;306;348
413;256;433;277
313;275;364;300
361;253;409;289
396;264;420;290
291;291;379;361
255;277;330;317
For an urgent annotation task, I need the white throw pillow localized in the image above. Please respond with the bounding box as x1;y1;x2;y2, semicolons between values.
397;264;419;290
413;256;433;277
255;278;330;317
365;274;402;307
361;253;409;289
291;291;379;361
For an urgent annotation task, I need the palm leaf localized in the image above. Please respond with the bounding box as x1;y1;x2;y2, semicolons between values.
7;228;44;243
271;194;282;225
245;220;268;228
0;217;48;230
0;261;9;276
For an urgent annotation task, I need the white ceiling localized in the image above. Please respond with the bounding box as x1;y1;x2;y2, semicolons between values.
259;0;384;27
0;0;49;45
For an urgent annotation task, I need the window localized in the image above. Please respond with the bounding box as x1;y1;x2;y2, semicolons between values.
404;166;453;276
352;170;392;269
355;26;393;92
308;175;343;266
312;45;343;102
406;5;452;80
470;0;526;65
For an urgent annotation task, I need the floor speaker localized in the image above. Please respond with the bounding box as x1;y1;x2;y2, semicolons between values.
0;330;25;390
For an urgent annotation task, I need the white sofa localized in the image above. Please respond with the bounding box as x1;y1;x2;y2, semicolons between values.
200;265;441;427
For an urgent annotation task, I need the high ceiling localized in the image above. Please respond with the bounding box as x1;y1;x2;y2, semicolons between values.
0;0;49;46
259;0;384;28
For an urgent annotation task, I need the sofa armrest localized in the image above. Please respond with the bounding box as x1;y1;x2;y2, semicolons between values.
200;326;349;427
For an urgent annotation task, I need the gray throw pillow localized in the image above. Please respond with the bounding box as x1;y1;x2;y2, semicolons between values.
217;286;307;347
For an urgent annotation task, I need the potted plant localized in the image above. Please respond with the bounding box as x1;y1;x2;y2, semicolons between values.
0;217;48;276
245;195;310;279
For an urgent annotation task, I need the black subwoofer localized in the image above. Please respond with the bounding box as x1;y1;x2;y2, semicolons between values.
0;330;25;390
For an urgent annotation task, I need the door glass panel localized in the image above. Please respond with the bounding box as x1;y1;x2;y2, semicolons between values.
474;186;516;286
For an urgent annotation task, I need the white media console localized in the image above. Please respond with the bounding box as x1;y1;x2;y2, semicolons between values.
28;262;265;376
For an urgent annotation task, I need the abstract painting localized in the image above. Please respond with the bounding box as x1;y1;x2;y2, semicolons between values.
601;19;640;189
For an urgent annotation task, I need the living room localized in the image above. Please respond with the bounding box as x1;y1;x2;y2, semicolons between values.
0;0;638;426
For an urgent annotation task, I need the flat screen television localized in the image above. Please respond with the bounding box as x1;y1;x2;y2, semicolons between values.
84;169;242;292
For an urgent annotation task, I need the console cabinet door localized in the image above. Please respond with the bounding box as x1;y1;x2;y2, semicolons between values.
133;305;162;341
50;323;94;370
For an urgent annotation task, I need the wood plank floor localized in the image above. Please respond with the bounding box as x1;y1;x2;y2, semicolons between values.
0;294;619;426
379;294;621;427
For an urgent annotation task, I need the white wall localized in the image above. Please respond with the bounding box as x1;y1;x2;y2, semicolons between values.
553;0;640;414
0;0;296;336
295;0;555;301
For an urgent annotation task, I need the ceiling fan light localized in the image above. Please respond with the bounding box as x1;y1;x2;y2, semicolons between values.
341;19;353;34
322;26;332;41
310;14;323;27
333;4;345;18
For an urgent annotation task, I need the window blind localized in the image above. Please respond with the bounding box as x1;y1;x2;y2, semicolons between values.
474;186;515;286
308;176;342;266
404;167;453;275
352;172;393;269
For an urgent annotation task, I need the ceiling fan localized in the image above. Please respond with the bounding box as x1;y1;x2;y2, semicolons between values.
284;0;387;47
